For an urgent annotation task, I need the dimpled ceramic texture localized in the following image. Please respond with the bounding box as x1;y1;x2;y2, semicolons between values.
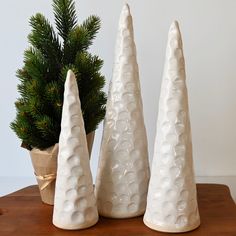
95;4;150;219
53;70;98;230
143;21;200;233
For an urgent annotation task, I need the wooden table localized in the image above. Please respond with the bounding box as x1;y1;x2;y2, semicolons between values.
0;184;236;236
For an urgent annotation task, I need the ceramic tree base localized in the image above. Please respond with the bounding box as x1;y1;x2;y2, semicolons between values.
53;70;98;230
95;4;150;219
143;220;200;233
143;21;200;233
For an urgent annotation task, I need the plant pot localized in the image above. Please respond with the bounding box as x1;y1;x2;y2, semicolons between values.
29;132;95;205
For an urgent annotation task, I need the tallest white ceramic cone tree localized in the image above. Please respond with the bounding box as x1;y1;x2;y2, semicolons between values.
143;21;200;233
95;4;150;218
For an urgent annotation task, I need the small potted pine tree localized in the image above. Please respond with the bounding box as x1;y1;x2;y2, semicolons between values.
10;0;106;205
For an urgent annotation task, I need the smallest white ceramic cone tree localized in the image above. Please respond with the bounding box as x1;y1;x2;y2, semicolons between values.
53;70;98;230
143;21;200;233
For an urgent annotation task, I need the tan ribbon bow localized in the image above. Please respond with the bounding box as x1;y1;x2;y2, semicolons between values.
34;172;56;191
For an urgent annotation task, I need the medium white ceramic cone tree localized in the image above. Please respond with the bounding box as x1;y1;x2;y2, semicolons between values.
143;21;200;233
95;4;150;218
53;70;98;230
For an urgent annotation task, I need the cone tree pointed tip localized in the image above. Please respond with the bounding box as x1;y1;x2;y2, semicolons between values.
123;3;130;11
171;20;179;28
65;70;77;88
121;3;131;18
169;20;181;34
67;69;75;79
167;20;183;51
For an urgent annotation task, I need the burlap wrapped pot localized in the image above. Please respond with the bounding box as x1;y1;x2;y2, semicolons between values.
30;132;95;205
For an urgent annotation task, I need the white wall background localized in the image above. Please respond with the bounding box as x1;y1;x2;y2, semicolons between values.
0;0;236;198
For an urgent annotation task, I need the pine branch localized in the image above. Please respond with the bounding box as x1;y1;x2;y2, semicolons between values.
84;99;106;133
74;52;105;98
45;81;63;119
53;0;77;41
11;111;51;149
35;115;59;141
28;13;62;78
23;48;47;80
63;16;101;64
63;26;89;64
81;15;101;45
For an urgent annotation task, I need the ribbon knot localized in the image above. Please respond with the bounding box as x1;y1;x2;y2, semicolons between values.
34;172;56;191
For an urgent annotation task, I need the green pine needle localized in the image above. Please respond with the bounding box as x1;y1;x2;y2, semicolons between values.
53;0;77;41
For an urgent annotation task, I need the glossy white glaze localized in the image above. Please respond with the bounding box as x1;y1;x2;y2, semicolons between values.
143;21;200;233
95;4;150;218
53;70;98;230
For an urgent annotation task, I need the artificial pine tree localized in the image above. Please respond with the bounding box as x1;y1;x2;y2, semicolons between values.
11;0;106;150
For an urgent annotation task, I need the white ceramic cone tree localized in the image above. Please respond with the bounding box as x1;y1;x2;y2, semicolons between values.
95;4;150;218
53;70;98;230
143;21;200;233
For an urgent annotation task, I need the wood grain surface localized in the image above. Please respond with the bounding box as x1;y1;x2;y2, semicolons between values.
0;184;236;236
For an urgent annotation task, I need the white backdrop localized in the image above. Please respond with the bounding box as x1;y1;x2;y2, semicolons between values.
0;0;236;194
